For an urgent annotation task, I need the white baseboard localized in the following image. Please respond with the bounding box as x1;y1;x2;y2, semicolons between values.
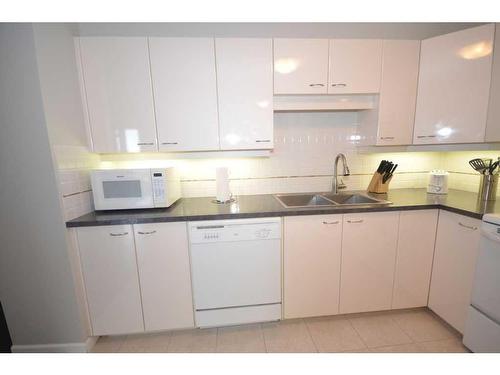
11;336;99;353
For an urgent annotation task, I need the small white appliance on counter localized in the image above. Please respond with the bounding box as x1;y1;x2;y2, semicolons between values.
215;167;231;203
189;217;282;328
91;168;181;210
463;213;500;352
427;170;449;194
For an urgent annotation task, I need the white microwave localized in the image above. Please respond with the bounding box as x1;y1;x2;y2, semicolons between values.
90;168;181;210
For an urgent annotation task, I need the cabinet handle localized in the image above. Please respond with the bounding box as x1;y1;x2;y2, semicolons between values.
137;230;157;235
255;139;271;143
331;83;347;87
309;83;325;87
162;142;178;145
323;221;339;225
137;142;155;146
380;136;395;140
416;135;437;139
458;222;478;231
347;219;364;224
109;232;128;237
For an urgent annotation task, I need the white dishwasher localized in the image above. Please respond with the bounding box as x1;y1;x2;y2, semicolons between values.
189;217;282;328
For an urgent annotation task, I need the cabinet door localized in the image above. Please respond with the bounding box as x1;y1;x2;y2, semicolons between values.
328;39;383;94
428;210;481;333
216;38;274;150
340;211;399;314
77;225;144;336
274;39;329;94
377;40;420;146
283;215;342;319
413;24;494;144
485;23;500;142
78;37;157;153
392;210;438;309
149;38;220;151
134;222;194;331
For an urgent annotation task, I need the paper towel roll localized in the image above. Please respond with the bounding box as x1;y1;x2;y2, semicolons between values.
216;167;231;202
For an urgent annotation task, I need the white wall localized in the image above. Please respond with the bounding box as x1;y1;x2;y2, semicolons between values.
32;23;102;341
33;23;87;148
33;23;99;222
0;24;86;350
76;22;483;40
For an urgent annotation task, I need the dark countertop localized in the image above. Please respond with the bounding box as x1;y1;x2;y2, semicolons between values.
66;188;500;228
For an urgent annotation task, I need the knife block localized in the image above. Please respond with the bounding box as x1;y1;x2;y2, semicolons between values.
367;172;393;194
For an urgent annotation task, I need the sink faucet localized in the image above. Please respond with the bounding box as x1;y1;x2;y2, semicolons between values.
333;153;350;193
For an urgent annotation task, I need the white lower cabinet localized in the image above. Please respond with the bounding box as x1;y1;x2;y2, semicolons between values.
392;210;438;309
77;222;194;336
77;225;144;336
340;211;399;314
76;207;482;334
134;222;194;331
283;215;342;319
428;210;481;333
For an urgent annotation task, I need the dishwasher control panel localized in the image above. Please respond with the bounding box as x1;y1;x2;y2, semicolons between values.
189;218;281;244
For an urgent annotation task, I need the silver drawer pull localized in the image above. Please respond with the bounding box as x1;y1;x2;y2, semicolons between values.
458;222;478;231
347;219;364;224
137;142;155;146
162;142;178;145
256;139;271;143
109;232;128;237
331;83;347;87
309;83;325;87
137;230;157;235
323;221;339;225
380;136;395;140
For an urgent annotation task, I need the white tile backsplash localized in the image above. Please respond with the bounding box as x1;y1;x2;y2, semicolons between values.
99;112;445;198
79;111;500;200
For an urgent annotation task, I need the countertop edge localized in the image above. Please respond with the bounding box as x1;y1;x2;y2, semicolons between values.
65;202;484;228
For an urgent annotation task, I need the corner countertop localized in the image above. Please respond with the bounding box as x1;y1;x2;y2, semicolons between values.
66;189;500;228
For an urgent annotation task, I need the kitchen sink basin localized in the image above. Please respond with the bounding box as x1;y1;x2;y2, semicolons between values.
274;194;336;208
321;193;386;205
274;192;391;208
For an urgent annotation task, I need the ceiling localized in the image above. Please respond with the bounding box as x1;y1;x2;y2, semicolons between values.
75;22;487;40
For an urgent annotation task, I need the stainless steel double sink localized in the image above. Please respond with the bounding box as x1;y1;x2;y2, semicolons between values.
274;192;391;208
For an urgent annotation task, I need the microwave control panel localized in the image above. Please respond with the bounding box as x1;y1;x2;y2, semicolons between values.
152;171;166;205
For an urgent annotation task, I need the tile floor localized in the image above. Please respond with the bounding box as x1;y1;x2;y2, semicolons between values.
91;308;469;353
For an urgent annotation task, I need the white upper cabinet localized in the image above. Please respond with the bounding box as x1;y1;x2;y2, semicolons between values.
428;210;481;333
78;37;157;153
134;222;195;332
216;38;274;150
485;23;500;142
273;38;382;95
328;39;383;94
376;40;420;145
274;39;329;94
340;211;399;314
283;215;342;319
413;24;495;144
149;38;220;151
